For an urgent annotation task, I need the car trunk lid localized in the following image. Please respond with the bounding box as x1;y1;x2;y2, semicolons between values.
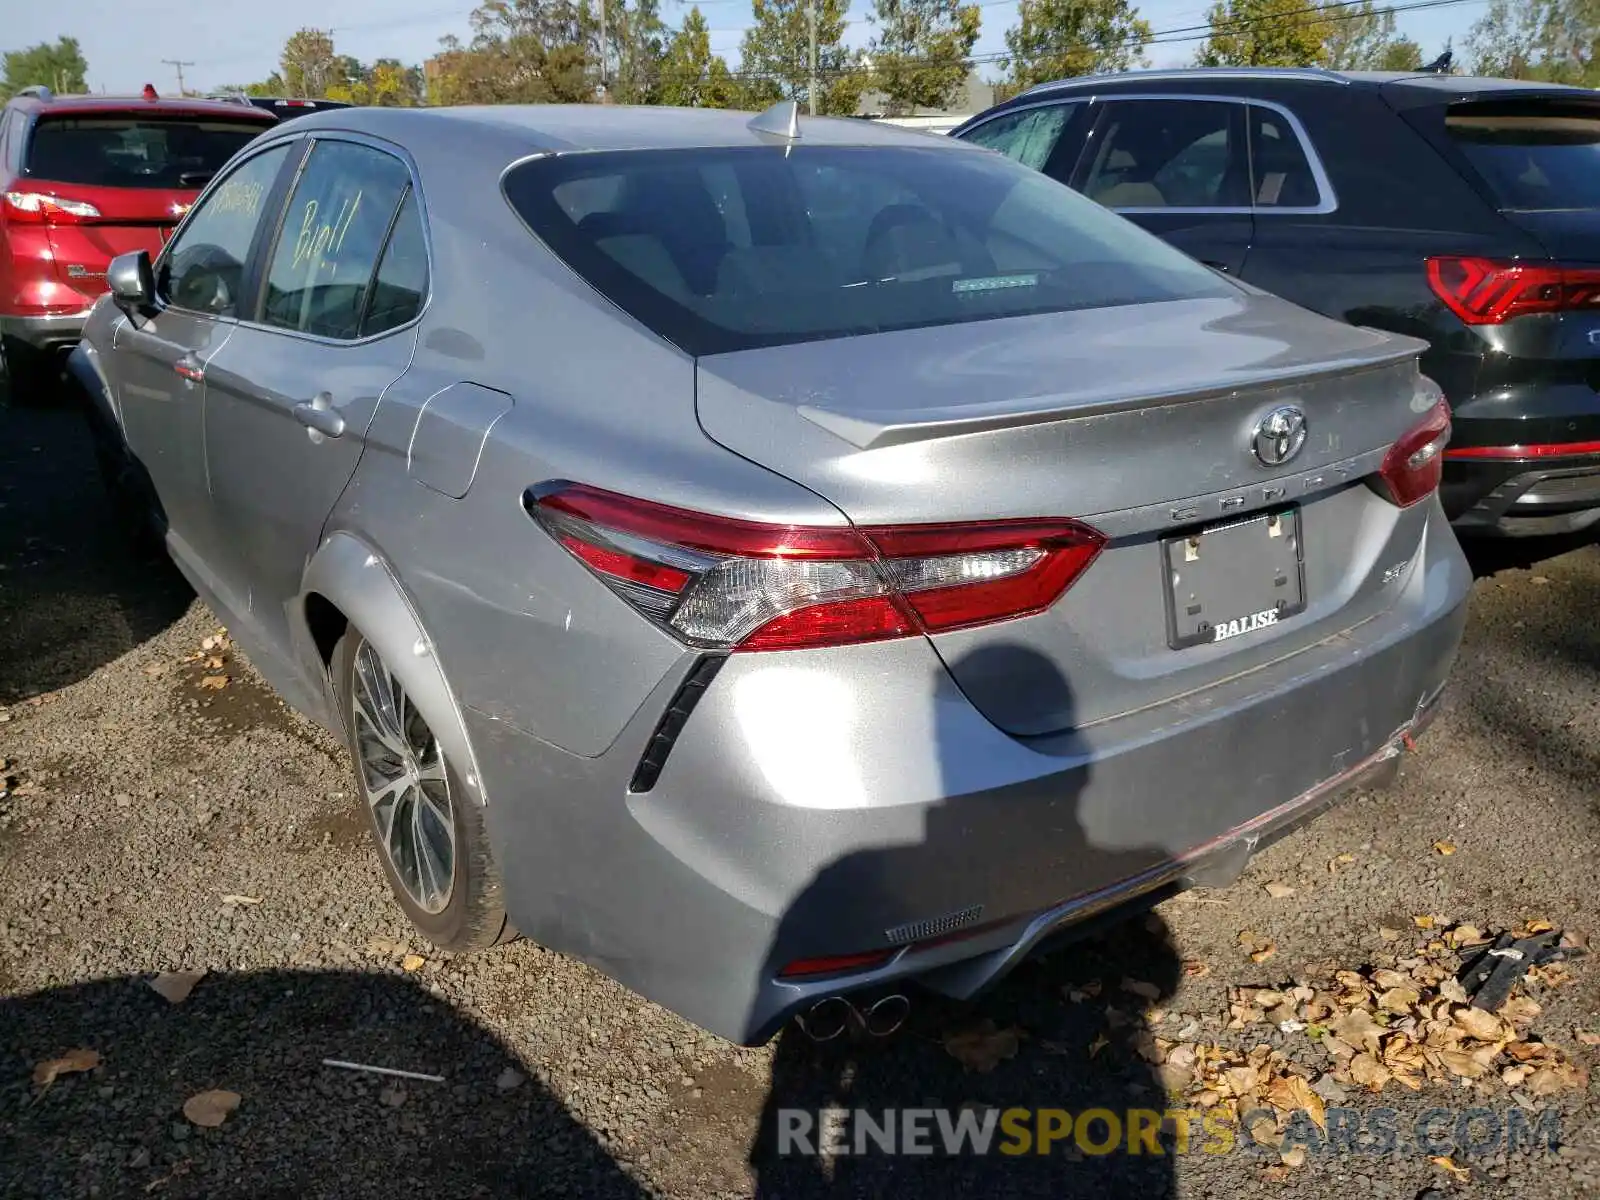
696;292;1435;734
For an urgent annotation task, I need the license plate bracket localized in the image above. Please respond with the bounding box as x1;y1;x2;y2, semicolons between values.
1163;508;1305;650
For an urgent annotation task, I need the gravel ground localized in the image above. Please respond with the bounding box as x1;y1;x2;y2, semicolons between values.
1;401;1597;1200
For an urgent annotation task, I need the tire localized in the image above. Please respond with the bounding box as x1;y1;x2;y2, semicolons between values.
332;628;514;952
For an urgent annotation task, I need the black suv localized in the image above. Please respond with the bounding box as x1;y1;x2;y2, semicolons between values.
954;69;1600;536
207;95;353;122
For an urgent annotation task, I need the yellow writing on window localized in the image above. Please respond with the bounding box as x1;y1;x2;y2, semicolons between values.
211;179;264;217
291;190;363;273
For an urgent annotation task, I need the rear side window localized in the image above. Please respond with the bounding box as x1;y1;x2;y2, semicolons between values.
1080;100;1250;210
361;189;428;336
1445;100;1600;210
503;145;1231;356
25;116;269;189
1250;108;1320;208
962;104;1078;172
259;140;412;339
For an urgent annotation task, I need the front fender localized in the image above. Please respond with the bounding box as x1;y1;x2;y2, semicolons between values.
300;532;490;806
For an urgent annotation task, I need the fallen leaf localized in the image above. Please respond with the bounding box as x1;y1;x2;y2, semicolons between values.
1438;977;1469;1005
203;656;225;670
1264;882;1297;899
943;1020;1022;1073
1328;853;1356;873
1524;919;1555;935
1260;1164;1292;1183
1499;995;1542;1028
32;1048;100;1086
1440;1049;1490;1079
1182;960;1211;979
401;954;425;972
1087;1032;1110;1059
1279;1144;1307;1168
1432;841;1457;856
1250;941;1277;964
1526;1066;1578;1097
1576;1030;1600;1046
1378;926;1403;942
1347;1052;1390;1092
1430;1155;1472;1181
149;970;206;1005
220;895;261;907
1453;1007;1503;1041
198;675;229;691
182;1089;240;1128
1413;915;1436;930
1378;986;1421;1014
1502;1065;1532;1087
1247;1114;1279;1147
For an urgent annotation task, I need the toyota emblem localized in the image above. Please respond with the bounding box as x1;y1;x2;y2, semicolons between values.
1252;406;1308;466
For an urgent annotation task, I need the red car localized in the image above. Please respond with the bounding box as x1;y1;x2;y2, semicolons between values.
0;84;277;396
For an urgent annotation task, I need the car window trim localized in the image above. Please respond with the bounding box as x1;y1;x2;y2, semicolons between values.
153;136;306;322
967;93;1337;217
239;131;433;348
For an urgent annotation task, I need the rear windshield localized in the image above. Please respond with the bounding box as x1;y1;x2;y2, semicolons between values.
1446;100;1600;210
25;116;269;189
503;145;1232;355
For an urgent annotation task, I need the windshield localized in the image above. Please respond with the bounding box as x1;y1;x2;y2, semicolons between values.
503;144;1233;355
25;116;269;190
1446;100;1600;210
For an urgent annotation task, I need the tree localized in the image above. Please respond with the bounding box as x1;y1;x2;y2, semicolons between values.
659;8;739;106
867;0;981;115
1002;0;1152;91
1320;1;1416;69
1467;0;1600;83
1197;0;1334;66
2;37;88;98
280;28;339;96
429;0;597;104
600;0;670;103
739;0;865;115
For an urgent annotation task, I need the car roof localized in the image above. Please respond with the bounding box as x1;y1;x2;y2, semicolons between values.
6;91;277;123
1011;67;1598;108
278;102;981;154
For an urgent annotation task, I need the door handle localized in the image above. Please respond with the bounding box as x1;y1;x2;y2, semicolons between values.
173;355;203;382
293;394;346;441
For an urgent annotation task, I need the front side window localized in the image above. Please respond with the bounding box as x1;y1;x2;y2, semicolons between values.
1081;100;1250;210
259;140;411;339
504;144;1232;356
161;142;293;316
25;116;269;189
962;104;1078;172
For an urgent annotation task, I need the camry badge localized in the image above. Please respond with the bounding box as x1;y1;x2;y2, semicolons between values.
1252;406;1308;467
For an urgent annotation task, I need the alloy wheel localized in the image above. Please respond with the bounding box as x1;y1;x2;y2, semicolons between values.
350;640;456;914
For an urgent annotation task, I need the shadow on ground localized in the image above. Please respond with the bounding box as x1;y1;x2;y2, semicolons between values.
0;968;650;1199
0;402;191;703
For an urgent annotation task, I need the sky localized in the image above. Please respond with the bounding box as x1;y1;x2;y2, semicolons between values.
8;0;1490;98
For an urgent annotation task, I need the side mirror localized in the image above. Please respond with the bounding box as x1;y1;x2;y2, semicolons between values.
107;250;154;312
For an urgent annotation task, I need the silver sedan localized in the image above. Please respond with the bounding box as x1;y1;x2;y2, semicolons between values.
69;101;1470;1044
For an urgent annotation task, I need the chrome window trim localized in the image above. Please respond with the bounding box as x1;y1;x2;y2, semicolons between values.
1021;67;1349;100
1081;93;1338;216
235;130;436;348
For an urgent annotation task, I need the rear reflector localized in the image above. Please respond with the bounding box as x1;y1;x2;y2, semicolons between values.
1426;255;1600;324
1376;396;1452;508
526;483;1104;653
1445;439;1600;459
778;949;897;978
2;191;102;225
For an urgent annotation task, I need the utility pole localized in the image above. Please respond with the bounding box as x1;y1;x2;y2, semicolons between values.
806;0;817;115
162;59;194;97
599;0;609;99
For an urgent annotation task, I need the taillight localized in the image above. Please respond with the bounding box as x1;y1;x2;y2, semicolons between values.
1376;397;1452;508
1426;255;1600;324
2;191;102;225
526;483;1105;653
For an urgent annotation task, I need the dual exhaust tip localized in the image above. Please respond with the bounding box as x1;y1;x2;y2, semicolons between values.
794;992;911;1042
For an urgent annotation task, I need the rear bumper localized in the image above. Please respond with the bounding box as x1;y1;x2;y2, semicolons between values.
0;310;92;354
1442;453;1600;536
468;500;1471;1045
